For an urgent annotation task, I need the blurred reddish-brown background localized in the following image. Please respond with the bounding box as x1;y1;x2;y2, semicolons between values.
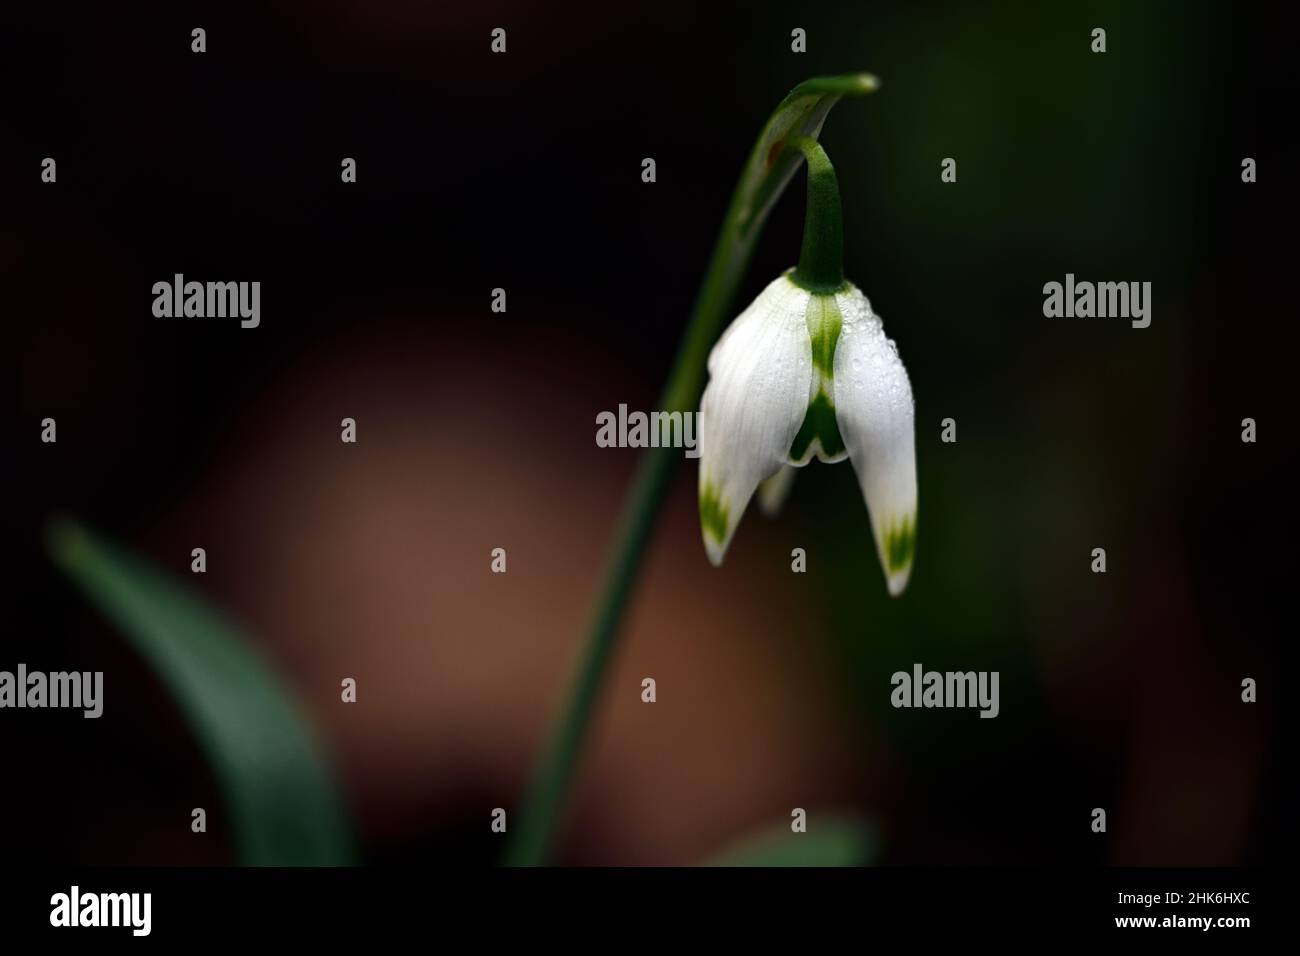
2;0;1286;865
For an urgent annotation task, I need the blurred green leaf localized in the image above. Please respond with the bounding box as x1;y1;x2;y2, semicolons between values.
47;518;355;866
703;814;877;867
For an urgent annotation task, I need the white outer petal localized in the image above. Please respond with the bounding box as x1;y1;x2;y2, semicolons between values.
832;284;918;595
699;275;812;564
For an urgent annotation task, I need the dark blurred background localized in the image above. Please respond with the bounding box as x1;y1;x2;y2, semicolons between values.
1;1;1288;865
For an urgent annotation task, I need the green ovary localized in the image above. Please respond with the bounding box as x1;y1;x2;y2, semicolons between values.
699;481;731;544
883;514;916;573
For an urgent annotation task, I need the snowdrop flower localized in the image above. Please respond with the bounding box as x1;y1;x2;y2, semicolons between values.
698;136;917;595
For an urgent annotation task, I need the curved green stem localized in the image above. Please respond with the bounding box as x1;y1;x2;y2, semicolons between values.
504;74;879;867
788;136;845;293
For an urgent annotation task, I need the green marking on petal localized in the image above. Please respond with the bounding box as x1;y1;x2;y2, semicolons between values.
806;293;842;378
789;389;845;461
699;481;732;544
883;514;916;574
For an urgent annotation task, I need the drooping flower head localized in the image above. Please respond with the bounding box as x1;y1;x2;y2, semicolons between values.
698;136;916;595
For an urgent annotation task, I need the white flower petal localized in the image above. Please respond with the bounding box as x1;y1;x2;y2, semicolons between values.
785;291;850;466
757;465;798;517
699;275;813;564
831;284;917;595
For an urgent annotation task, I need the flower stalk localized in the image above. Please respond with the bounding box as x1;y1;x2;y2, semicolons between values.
504;75;880;867
788;135;845;293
